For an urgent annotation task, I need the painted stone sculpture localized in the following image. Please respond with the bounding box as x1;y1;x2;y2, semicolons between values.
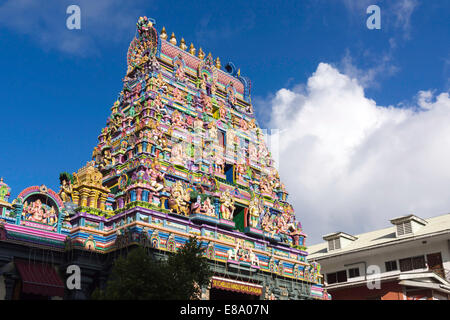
219;190;235;220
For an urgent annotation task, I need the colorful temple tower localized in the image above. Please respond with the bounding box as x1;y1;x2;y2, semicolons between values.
0;17;329;300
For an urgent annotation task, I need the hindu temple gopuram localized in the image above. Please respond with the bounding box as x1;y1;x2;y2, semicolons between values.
0;17;329;300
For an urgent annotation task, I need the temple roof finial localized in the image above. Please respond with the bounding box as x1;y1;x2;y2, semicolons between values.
198;47;205;60
179;38;187;50
169;32;177;45
215;57;221;69
160;26;167;40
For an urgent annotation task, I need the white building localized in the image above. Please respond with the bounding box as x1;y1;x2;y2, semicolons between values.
308;213;450;300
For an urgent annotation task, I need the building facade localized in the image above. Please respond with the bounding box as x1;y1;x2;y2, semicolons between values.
308;214;450;300
0;16;329;300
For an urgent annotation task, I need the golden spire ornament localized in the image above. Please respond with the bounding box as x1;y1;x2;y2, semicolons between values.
169;32;177;45
160;26;167;40
215;57;221;69
189;43;196;55
179;38;187;50
198;47;205;59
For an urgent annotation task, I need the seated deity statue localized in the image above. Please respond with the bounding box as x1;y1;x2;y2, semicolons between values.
200;197;216;217
168;181;190;216
147;161;165;192
260;177;272;194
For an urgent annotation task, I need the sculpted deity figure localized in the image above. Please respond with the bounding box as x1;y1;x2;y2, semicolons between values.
170;141;185;166
261;209;275;235
175;63;185;82
171;110;185;128
59;178;73;203
173;87;184;103
154;73;164;91
100;149;113;170
148;55;160;73
219;101;227;120
168;181;190;216
207;122;218;141
248;197;262;228
213;151;225;174
201;197;216;217
226;84;236;106
148;121;163;146
151;93;163;114
201;92;213;114
147;161;165;193
219;190;235;220
236;160;246;181
111;114;122;132
260;176;272;194
47;207;58;225
277;212;289;234
269;172;281;191
23;199;49;223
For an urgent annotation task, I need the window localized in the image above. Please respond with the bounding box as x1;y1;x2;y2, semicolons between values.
399;258;413;272
399;255;426;272
412;256;426;269
397;221;412;236
337;270;347;282
328;238;341;251
327;273;337;284
385;260;398;272
348;267;360;278
326;270;347;284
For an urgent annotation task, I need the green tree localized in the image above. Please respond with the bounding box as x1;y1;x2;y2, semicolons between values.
92;237;212;300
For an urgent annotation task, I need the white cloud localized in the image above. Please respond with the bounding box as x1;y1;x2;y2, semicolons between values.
268;62;450;244
392;0;419;39
339;50;399;88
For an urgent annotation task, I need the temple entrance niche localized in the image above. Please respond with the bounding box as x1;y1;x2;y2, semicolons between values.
22;194;59;225
233;203;246;232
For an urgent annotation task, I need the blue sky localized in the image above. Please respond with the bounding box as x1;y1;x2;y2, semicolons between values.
0;0;449;243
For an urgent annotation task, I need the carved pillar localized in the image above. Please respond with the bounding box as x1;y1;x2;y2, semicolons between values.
137;188;142;202
72;190;80;206
89;190;99;209
99;193;107;211
79;189;89;207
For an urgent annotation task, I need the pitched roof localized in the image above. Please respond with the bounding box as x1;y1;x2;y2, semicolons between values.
308;213;450;260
